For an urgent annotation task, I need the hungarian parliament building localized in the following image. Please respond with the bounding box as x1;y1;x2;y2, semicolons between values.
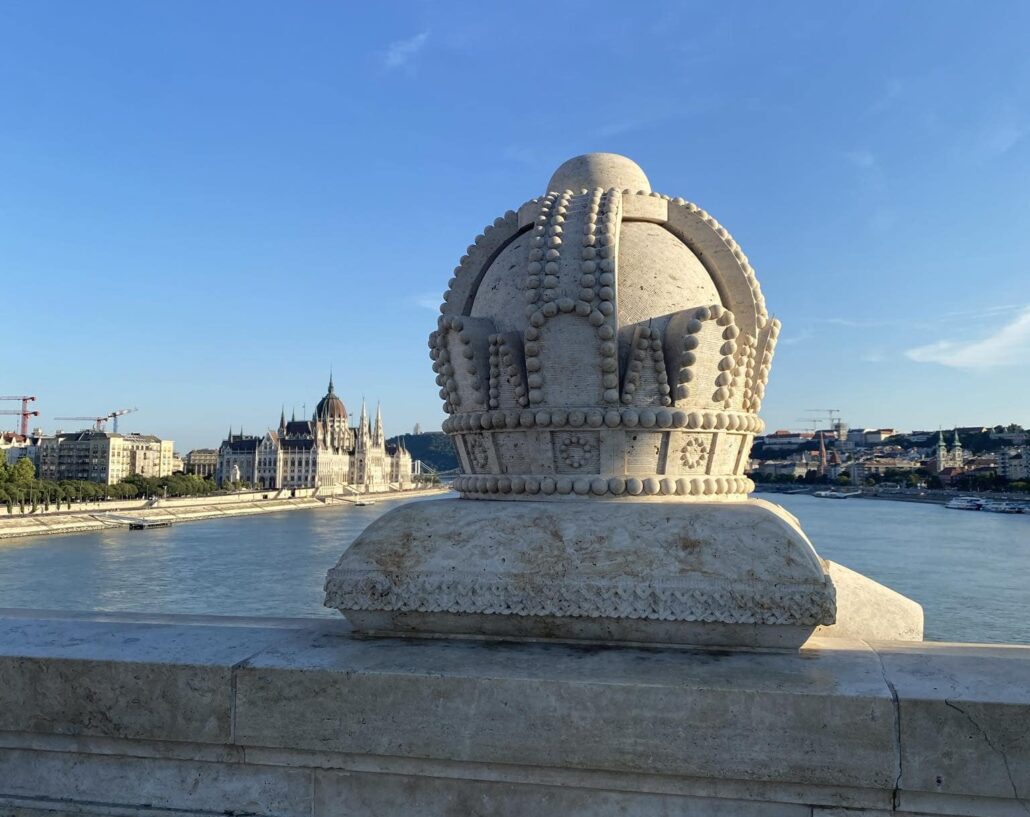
217;378;413;492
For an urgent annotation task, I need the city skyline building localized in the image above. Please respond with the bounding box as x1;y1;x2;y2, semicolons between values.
217;377;412;492
38;431;175;485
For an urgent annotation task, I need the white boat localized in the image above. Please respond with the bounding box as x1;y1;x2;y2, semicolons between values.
946;497;982;511
981;501;1023;514
354;499;377;507
813;490;862;499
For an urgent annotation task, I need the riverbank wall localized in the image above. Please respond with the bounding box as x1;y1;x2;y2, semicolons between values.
0;608;1026;816
0;484;404;517
0;487;450;540
755;486;1030;507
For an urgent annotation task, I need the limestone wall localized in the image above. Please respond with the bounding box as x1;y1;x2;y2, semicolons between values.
0;609;1026;816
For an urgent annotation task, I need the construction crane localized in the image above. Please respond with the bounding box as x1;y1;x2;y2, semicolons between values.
108;407;138;433
54;415;110;431
54;407;140;433
0;396;40;437
805;408;846;440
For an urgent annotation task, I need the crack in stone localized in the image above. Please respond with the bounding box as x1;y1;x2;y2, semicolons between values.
229;647;270;745
944;699;1028;813
0;791;262;816
872;648;903;812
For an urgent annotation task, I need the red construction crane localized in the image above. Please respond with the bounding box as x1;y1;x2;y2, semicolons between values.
0;396;39;437
54;407;140;433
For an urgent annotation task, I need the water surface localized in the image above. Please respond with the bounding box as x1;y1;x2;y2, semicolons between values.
0;493;1027;644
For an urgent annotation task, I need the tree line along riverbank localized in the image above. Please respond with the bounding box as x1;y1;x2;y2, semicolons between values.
0;485;450;540
0;458;221;515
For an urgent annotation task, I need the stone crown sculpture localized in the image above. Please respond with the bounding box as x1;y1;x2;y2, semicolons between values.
431;153;779;500
325;154;923;649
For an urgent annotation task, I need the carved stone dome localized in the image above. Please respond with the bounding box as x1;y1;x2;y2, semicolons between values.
430;154;780;501
315;378;347;421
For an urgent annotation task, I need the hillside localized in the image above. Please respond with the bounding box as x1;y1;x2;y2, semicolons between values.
388;432;459;473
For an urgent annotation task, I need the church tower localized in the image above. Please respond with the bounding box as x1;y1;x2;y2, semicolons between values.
951;429;964;467
936;429;948;470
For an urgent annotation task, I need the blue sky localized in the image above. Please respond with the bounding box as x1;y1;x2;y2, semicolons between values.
2;2;1028;450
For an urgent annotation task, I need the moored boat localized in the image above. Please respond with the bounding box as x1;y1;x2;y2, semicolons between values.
981;500;1023;514
946;496;982;511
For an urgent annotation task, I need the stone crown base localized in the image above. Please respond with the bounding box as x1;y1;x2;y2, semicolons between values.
453;474;754;498
323;498;834;647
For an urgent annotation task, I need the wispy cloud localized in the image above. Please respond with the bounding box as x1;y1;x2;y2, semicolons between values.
778;328;813;346
817;316;890;329
905;305;1030;368
978;121;1028;159
383;31;429;71
409;291;442;312
941;304;1025;320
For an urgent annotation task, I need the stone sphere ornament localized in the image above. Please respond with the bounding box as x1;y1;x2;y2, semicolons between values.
326;154;923;650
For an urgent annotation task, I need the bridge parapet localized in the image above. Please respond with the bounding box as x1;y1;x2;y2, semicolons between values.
0;609;1026;816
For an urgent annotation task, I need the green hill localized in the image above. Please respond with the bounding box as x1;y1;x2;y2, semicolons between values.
388;432;459;473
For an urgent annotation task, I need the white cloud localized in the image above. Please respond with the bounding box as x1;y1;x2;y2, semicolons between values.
778;328;813;346
941;304;1024;320
905;305;1030;368
409;291;442;312
383;31;429;71
819;316;883;329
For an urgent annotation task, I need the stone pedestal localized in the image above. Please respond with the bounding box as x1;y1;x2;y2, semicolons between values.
325;498;922;647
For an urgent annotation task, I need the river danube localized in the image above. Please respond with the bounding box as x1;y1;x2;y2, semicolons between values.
0;493;1027;644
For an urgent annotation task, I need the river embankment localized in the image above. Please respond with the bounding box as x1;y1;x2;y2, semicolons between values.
754;485;1029;507
0;486;450;540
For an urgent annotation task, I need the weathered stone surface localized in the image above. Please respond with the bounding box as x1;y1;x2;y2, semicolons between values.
0;747;314;815
870;640;1030;804
546;152;654;195
0;613;311;743
325;497;836;647
235;628;897;789
0;613;1028;817
815;561;924;642
313;769;811;817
